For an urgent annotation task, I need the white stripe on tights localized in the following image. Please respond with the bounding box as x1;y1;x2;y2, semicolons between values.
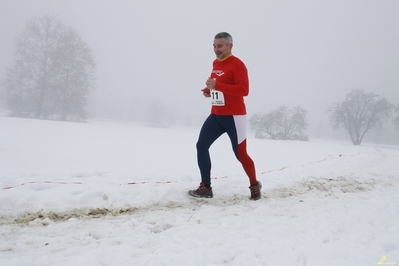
233;115;247;144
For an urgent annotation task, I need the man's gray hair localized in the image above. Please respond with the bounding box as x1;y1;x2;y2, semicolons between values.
214;32;233;44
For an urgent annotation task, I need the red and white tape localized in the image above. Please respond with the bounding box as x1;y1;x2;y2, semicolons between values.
2;152;366;190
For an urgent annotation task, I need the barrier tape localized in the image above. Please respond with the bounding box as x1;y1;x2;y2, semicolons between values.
3;181;83;190
2;152;366;190
260;152;365;175
126;181;174;185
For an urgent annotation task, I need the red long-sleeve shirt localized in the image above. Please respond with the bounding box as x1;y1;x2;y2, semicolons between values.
210;55;249;115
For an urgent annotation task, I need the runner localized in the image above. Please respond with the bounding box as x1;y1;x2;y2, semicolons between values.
188;32;262;200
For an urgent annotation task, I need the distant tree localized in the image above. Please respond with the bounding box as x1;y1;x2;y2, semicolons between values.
146;99;169;128
3;15;95;121
52;28;96;121
327;89;392;145
394;102;399;129
249;112;269;138
250;106;308;141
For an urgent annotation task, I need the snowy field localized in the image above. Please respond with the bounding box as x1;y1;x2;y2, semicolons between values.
0;115;398;266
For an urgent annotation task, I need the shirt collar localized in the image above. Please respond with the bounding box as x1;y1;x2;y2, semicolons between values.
219;54;233;61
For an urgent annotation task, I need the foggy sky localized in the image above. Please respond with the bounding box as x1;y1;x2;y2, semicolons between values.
1;0;399;138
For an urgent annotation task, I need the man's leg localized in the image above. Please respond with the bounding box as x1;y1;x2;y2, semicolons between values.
230;115;261;200
196;114;225;186
237;139;257;185
225;115;257;185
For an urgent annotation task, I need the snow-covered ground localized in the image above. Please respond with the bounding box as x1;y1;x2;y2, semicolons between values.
1;115;398;266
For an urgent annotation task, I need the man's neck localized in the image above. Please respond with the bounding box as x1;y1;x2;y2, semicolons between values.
218;53;233;61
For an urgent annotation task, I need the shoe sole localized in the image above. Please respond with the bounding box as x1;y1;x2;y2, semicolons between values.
188;190;213;198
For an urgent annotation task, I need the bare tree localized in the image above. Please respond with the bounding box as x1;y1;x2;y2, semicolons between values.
328;89;392;145
4;16;63;118
250;106;308;141
4;15;95;121
249;112;279;139
277;106;308;140
394;102;399;129
52;28;96;121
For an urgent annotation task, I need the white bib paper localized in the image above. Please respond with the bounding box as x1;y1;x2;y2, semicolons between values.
211;90;225;106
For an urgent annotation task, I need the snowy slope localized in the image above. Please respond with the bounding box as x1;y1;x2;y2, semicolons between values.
1;116;398;266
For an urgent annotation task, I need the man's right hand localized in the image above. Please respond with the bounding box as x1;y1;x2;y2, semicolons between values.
201;88;211;97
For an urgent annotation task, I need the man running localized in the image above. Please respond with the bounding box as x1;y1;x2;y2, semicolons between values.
188;32;262;200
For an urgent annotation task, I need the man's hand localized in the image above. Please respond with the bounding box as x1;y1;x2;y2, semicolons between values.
206;77;216;90
201;88;211;97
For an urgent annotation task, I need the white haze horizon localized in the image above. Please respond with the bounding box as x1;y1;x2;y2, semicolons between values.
1;0;398;144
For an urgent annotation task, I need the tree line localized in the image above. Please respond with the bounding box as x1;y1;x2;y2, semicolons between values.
250;89;399;145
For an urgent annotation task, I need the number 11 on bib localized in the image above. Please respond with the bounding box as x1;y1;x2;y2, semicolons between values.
211;90;225;106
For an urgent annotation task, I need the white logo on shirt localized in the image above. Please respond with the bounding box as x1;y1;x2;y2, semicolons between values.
212;70;225;77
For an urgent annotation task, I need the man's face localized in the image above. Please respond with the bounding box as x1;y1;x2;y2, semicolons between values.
213;38;232;60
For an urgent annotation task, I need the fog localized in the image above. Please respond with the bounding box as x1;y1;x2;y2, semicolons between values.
1;0;399;142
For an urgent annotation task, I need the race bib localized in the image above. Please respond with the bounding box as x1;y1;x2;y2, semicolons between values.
211;90;225;106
